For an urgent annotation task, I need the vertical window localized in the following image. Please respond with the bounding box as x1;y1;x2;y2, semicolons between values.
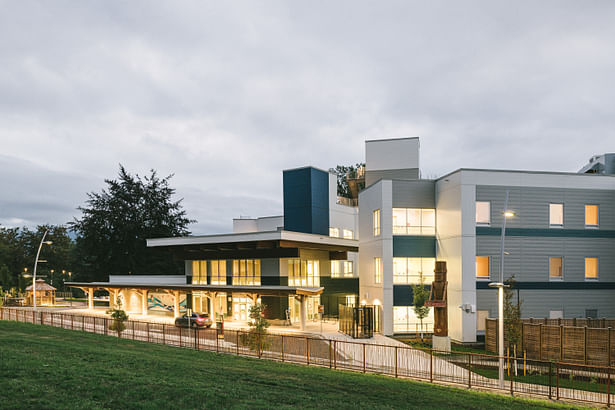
329;227;339;237
345;295;356;306
549;257;563;280
343;261;353;277
549;203;563;226
585;257;598;280
585;205;598;227
373;209;381;236
288;260;319;286
476;201;490;225
392;258;435;284
232;259;260;285
374;257;382;284
392;208;435;235
192;260;207;284
330;261;340;278
342;229;353;239
476;256;490;279
210;260;227;285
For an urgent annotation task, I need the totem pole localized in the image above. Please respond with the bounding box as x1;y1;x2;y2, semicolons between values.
426;261;451;352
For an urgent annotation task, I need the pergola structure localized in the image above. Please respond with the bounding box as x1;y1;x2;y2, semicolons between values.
67;282;323;330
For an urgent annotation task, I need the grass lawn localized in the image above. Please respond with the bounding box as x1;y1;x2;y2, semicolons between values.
0;321;584;409
395;337;488;355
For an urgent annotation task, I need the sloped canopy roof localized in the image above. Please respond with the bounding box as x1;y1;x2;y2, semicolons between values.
25;279;56;291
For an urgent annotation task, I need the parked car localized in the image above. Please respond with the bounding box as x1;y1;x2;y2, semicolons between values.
174;313;212;328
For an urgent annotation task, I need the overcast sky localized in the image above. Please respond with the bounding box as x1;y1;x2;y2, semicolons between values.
1;1;614;234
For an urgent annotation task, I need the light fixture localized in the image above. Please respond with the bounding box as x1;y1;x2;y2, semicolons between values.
504;211;515;218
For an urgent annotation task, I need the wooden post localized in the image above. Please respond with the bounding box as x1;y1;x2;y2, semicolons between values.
395;346;398;378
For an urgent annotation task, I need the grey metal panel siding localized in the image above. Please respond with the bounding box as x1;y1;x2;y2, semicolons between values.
476;289;615;318
476;185;615;230
392;180;435;208
476;236;615;282
366;168;419;186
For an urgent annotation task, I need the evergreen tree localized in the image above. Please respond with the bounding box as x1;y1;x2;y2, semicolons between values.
329;163;365;198
411;273;431;342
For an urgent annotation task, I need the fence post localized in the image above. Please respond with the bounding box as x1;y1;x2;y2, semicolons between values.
334;340;337;369
82;316;85;332
306;337;310;365
328;339;331;368
258;332;262;358
584;326;588;365
104;318;108;336
468;354;472;388
363;343;366;373
539;324;543;360
71;315;74;330
196;328;199;350
281;335;285;362
430;349;433;383
147;322;150;343
556;363;560;400
162;324;166;345
548;361;552;399
609;328;612;367
607;366;611;408
215;328;219;353
395;346;398;378
510;355;514;396
559;326;563;362
132;321;135;340
178;326;181;347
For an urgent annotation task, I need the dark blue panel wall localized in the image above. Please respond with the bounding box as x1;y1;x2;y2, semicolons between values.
392;236;436;257
283;167;329;235
393;284;432;306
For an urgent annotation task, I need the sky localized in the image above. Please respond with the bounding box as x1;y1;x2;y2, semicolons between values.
1;1;614;234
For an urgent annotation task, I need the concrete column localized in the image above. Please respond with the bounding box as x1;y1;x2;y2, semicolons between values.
109;289;118;308
173;291;180;318
299;295;307;331
88;288;94;310
209;293;215;322
141;290;148;315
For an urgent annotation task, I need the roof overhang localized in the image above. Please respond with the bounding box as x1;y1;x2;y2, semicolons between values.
66;282;323;297
145;230;358;260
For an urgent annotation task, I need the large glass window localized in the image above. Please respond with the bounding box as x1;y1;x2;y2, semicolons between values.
210;260;226;285
549;257;563;280
343;229;354;239
373;209;381;236
232;259;261;285
392;257;435;284
476;201;490;225
343;261;353;277
476;256;490;279
392;208;435;235
585;205;599;227
585;257;598;280
288;260;320;286
374;257;382;284
549;203;563;226
191;260;207;284
329;227;339;238
393;306;434;333
330;261;340;278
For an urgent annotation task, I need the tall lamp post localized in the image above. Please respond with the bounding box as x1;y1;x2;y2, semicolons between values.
32;230;53;311
489;190;514;389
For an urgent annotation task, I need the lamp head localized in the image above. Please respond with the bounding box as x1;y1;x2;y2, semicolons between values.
503;211;515;218
43;241;53;245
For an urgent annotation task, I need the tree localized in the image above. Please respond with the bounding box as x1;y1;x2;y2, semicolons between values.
504;276;522;375
241;303;270;353
107;300;129;337
329;163;365;198
70;165;194;282
411;273;431;342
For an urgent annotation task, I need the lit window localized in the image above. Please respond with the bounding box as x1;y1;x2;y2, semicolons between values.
329;227;339;237
373;209;381;236
393;257;435;284
330;261;340;278
192;260;207;284
345;295;356;306
549;203;563;226
476;202;490;225
585;205;598;227
476;256;490;279
343;229;353;239
549;257;563;280
343;261;354;277
585;257;598;280
374;257;382;284
392;208;435;235
288;260;319;286
210;260;227;285
232;259;261;285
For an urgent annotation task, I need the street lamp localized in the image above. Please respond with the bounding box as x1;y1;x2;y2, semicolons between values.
488;190;514;389
32;230;52;311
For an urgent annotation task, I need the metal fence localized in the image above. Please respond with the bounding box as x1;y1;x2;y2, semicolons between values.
2;307;613;407
486;318;615;366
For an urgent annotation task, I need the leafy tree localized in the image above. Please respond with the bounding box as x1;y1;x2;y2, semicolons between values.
241;303;270;353
504;276;522;352
411;273;431;342
70;165;194;282
329;163;365;198
107;300;129;337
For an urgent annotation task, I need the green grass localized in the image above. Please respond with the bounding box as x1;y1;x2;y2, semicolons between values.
0;322;584;409
395;337;488;354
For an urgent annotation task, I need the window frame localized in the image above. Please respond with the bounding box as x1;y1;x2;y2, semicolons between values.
329;227;339;238
475;201;491;226
475;256;490;280
549;203;564;228
374;257;382;284
343;260;354;277
585;204;599;228
373;209;381;237
342;229;353;240
392;208;436;235
549;256;563;281
584;257;599;281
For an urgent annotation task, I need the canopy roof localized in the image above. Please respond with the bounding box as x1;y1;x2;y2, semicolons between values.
25;280;56;291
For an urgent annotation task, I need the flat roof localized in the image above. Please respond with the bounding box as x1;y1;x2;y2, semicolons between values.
436;167;615;181
66;282;324;297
